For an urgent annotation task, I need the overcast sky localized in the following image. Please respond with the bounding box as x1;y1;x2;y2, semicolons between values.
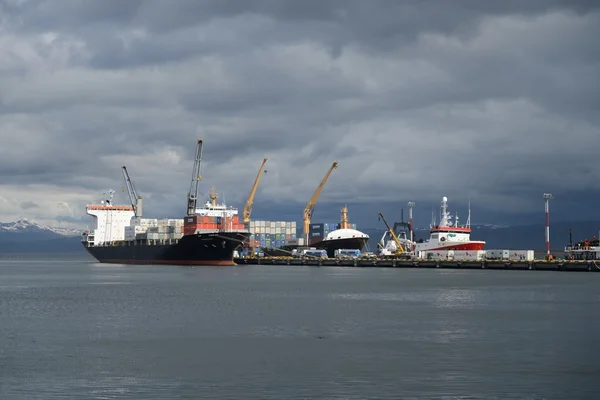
1;0;599;230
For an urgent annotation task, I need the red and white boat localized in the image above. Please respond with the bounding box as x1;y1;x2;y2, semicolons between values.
414;196;485;252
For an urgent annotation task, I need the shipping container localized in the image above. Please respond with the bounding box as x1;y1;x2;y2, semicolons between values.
310;223;325;231
334;249;361;258
302;249;328;258
423;250;454;260
508;250;534;261
454;250;486;261
485;249;510;260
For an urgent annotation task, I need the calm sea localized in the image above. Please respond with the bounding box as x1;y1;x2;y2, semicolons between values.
1;253;599;399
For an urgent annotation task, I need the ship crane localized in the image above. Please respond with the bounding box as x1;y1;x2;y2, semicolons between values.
243;157;268;224
187;138;204;216
121;166;142;218
303;161;338;246
378;211;406;256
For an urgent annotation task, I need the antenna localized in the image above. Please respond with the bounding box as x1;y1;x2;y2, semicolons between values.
407;201;415;243
466;199;471;228
543;193;553;259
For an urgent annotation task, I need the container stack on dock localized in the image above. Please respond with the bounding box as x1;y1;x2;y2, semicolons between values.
124;218;185;240
418;249;534;261
247;220;298;248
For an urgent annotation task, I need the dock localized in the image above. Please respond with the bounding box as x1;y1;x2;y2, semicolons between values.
234;257;600;272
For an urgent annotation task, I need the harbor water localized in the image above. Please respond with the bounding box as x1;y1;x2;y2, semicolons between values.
1;254;599;399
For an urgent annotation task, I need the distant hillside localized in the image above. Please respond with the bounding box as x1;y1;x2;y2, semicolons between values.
361;221;600;251
0;219;85;254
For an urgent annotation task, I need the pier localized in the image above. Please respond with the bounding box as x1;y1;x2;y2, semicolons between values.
234;257;600;272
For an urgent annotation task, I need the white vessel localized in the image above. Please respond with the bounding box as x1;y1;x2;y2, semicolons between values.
414;196;485;252
564;234;599;260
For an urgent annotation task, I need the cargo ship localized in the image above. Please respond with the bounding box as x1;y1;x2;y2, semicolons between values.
81;139;250;266
414;196;485;252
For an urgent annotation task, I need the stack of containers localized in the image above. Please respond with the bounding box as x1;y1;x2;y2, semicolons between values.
125;218;158;240
146;219;185;240
246;220;298;248
308;222;338;244
183;215;246;236
335;223;358;230
124;218;185;241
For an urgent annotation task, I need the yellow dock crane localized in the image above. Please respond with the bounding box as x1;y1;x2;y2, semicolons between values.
243;157;268;225
378;211;407;257
303;161;339;246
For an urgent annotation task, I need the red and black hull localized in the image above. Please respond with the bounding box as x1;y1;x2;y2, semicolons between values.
83;231;250;266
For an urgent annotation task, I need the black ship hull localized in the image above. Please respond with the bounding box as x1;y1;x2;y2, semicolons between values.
84;231;250;266
258;237;368;258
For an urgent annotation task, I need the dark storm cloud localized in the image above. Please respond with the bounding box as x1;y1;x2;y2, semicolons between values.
0;0;599;228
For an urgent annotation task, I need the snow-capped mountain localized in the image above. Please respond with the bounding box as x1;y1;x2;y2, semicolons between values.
0;219;82;237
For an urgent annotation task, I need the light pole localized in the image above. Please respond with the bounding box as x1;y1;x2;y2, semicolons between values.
407;202;415;244
543;193;553;259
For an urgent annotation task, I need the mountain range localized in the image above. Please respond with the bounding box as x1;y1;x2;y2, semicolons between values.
0;219;598;254
0;219;84;253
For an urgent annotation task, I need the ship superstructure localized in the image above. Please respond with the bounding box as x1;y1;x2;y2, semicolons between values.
83;190;135;246
564;233;600;260
414;196;485;252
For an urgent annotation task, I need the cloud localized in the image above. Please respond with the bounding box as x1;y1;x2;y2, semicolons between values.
0;0;599;230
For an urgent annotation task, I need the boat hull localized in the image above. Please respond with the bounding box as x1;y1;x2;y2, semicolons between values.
83;231;250;266
257;237;368;258
415;241;486;252
314;237;368;258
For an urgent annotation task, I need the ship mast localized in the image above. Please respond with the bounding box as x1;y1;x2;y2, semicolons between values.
209;186;218;207
187;138;204;216
340;205;349;229
439;196;449;227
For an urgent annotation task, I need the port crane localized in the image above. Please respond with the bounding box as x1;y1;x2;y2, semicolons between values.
187;138;204;216
377;211;407;257
243;157;268;224
302;161;338;246
121;166;142;218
